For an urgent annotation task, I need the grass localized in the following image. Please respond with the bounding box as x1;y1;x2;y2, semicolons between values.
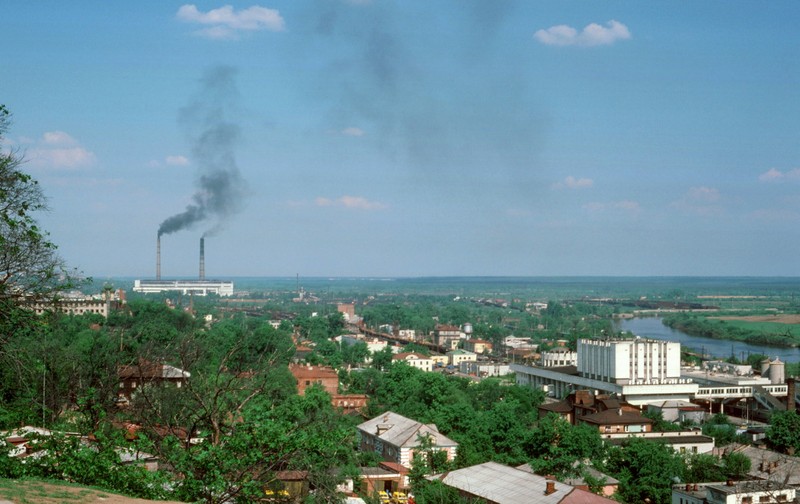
0;478;125;504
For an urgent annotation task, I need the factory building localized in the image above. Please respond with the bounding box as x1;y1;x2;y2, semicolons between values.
133;279;233;297
133;236;234;296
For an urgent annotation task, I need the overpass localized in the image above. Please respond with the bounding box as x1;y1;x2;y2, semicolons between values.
694;384;788;400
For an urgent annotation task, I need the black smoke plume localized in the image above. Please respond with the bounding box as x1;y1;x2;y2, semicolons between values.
158;66;246;238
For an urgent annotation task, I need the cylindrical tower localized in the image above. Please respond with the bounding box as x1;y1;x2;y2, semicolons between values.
156;234;161;280
199;237;205;280
769;358;785;385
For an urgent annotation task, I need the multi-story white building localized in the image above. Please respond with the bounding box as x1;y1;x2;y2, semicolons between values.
578;337;681;385
514;338;698;406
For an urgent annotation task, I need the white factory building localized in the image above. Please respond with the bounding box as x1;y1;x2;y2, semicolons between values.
133;279;234;297
513;337;698;406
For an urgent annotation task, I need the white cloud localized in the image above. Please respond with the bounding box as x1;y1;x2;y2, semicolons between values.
42;131;77;145
613;200;640;212
534;20;631;47
759;168;800;182
166;155;190;166
177;4;285;40
27;131;95;169
670;186;722;216
553;175;593;189
687;186;720;202
315;195;386;210
583;200;640;214
341;127;365;137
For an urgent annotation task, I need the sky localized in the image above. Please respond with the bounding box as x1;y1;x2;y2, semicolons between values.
1;1;799;278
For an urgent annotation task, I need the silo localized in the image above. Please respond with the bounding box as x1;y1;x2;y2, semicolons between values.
769;358;785;385
760;358;771;376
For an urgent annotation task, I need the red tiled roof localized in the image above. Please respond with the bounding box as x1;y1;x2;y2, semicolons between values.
288;364;338;379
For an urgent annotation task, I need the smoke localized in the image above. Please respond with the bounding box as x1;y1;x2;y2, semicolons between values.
158;65;246;238
301;0;546;200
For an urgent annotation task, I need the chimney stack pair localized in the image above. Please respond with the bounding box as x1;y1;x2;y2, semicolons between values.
155;235;207;280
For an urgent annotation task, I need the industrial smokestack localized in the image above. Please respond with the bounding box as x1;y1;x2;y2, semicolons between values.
156;234;161;280
199;237;205;280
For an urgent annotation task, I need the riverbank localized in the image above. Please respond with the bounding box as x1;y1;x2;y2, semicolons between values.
615;317;800;363
661;313;800;349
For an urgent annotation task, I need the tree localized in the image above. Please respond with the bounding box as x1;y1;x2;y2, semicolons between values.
766;410;800;454
525;414;605;477
721;451;751;480
602;437;685;504
0;104;78;306
684;453;724;483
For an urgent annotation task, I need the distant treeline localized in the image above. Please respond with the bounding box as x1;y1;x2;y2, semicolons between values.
662;313;800;348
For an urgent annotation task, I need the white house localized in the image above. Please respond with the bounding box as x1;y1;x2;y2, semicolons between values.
357;412;458;469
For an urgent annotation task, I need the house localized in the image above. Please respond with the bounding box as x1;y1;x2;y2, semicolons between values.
447;349;477;367
118;360;190;401
433;324;463;350
429;461;617;504
391;352;433;372
579;408;654;434
603;430;716;455
672;480;796;504
398;329;417;341
290;363;367;414
337;303;356;322
538;390;639;426
517;462;619;498
332;394;368;415
648;400;706;423
357;412;458;469
355;461;411;497
429;354;448;368
289;363;338;395
460;362;511;378
464;339;493;355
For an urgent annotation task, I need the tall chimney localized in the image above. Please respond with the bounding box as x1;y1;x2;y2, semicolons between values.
199;237;205;280
156;234;161;280
788;377;796;413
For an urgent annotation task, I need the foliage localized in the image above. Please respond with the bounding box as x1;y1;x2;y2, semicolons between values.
765;410;800;454
0;432;168;500
684;453;724;483
0;104;80;306
663;313;800;348
721;451;751;480
643;409;684;432
602;437;685;504
702;413;739;447
408;433;453;489
525;414;605;477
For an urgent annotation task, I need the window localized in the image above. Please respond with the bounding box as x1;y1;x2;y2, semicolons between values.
742;497;752;504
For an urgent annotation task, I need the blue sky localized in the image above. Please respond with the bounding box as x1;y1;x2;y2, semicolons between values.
2;1;799;278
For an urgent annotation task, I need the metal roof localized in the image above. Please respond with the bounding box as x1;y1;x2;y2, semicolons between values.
431;462;571;504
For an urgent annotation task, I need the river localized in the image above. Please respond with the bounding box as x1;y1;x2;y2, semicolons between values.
614;317;800;364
